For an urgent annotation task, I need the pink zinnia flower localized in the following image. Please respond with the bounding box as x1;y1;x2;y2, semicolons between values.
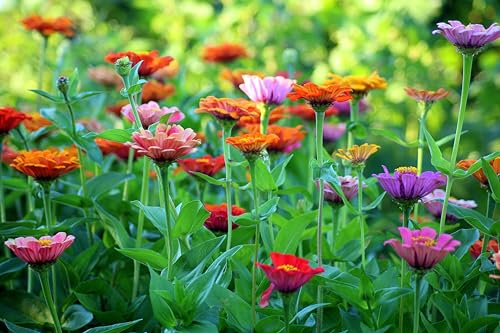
320;176;361;207
422;189;477;222
127;124;200;165
239;75;295;105
4;232;75;267
490;252;500;280
122;101;185;128
323;123;346;143
384;227;460;271
432;21;500;51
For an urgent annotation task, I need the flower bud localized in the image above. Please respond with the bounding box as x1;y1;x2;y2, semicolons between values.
115;56;132;77
283;48;298;64
57;76;69;95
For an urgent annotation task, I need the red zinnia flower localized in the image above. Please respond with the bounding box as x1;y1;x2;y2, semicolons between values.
202;43;248;63
256;252;324;307
244;124;305;153
21;15;76;38
0;107;30;136
177;155;225;176
404;87;449;103
104;50;174;77
142;80;175;102
470;239;499;259
95;138;141;160
204;203;246;232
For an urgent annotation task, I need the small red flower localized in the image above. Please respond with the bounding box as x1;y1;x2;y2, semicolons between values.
21;15;76;38
0;107;30;136
177;155;225;176
202;43;248;63
470;239;499;259
256;252;324;307
104;51;174;77
204;203;246;232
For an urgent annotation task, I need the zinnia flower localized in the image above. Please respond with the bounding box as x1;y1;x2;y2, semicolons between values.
470;239;498;259
490;252;500;280
287;82;352;109
122;101;184;128
226;133;280;158
220;68;264;88
323;123;346;143
432;21;500;53
321;176;361;207
177;155;225;176
10;148;79;182
204;203;245;232
384;227;460;271
336;143;380;166
105;51;174;77
326;72;387;97
21;15;75;38
0;107;30;136
202;43;248;63
96;138;141;160
244;124;305;154
151;59;180;80
373;166;447;208
5;232;75;268
285;104;338;121
23;112;52;132
457;158;500;187
87;66;123;88
107;101;128;117
422;189;477;221
237;105;285;127
239;75;295;105
333;99;368;117
196;97;260;123
142;80;175;102
256;252;324;307
404;87;449;104
127;124;200;165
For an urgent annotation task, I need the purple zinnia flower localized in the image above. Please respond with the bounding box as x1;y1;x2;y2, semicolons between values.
332;99;368;117
319;176;362;207
323;123;346;143
432;20;500;53
373;166;446;208
239;75;295;105
422;189;477;222
385;227;460;270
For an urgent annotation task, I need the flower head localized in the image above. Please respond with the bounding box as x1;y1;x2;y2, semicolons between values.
373;166;446;207
239;75;295;105
10;148;79;182
336;143;380;166
21;15;75;38
0;107;30;136
237;105;286;127
220;68;264;88
142;80;175;102
105;51;174;77
87;66;123;88
226;133;280;158
404;87;449;104
177;155;225;176
151;59;180;80
285;104;338;121
1;145;18;165
287;82;352;109
122;101;184;128
204;203;245;232
196;97;260;123
432;21;500;53
202;43;248;63
457;158;500;187
326;72;387;97
127;124;200;165
470;239;498;259
244;124;305;154
323;123;346;143
422;189;477;222
321;176;361;207
5;232;74;269
256;252;324;307
95;138;142;160
23;112;52;132
333;99;368;117
490;252;500;280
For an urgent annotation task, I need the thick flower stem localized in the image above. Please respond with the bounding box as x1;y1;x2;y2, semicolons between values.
438;54;474;234
222;123;235;251
158;165;174;281
36;37;48;111
39;270;63;333
41;183;53;228
260;104;271;134
307;123;315;194
281;293;292;333
249;160;260;328
413;274;422;333
0;140;5;224
357;166;366;268
400;206;412;332
481;192;494;254
346;98;359;151
331;206;340;263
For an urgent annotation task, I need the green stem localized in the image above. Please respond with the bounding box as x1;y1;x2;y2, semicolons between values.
281;293;291;333
481;192;494;254
159;165;174;280
306;122;315;194
249;160;260;328
357;166;366;268
331;206;340;264
122;148;135;201
121;76;143;130
0;140;5;224
222;122;234;251
346;98;359;150
400;206;412;332
39;270;62;333
41;183;53;228
36;37;48;111
14;128;34;213
260;103;271;134
438;53;473;234
414;103;428;223
413;274;422;333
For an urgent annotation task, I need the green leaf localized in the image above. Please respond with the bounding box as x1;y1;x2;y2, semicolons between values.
445;203;494;236
149;267;177;328
61;304;93;331
274;210;317;253
347;121;367;139
291;303;330;322
481;158;500;202
271;154;293;187
191;172;225;186
68;68;80;97
70;91;103;104
82;319;142;333
461;316;500;333
371;128;417;148
3;320;40;333
127;79;147;96
210;285;252;332
254;197;279;220
94;202;134;248
131;201;166;234
29;90;62;103
116;248;168;270
1;178;29;191
453;152;500;179
72;136;103;165
177;321;218;333
451;228;479;259
375;287;412;305
436;131;467;147
52;194;93;209
40;108;71;132
97;129;132;143
128;60;144;85
423;126;452;174
0;258;26;278
86;172;134;199
255;159;277;191
173;201;210;238
362;192;386;211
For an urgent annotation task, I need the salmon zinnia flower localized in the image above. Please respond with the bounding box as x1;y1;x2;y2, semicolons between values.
23;112;52;132
326;72;387;97
142;80;175;102
204;203;245;232
202;43;248;63
285;104;338;121
196;97;260;123
105;51;174;77
287;82;352;109
404;87;449;103
256;252;324;307
456;158;500;187
10;148;79;182
177;155;225;176
21;15;75;38
226;133;279;158
336;143;380;166
0;107;30;136
244;124;305;154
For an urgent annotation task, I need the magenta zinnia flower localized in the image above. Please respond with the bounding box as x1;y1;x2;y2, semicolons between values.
239;75;295;105
422;189;477;222
373;166;446;208
384;227;460;270
5;232;74;268
332;99;368;117
432;21;500;52
320;176;361;207
127;124;200;165
122;101;184;128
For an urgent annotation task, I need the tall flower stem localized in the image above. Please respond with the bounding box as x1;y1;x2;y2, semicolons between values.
346;98;360;151
400;206;412;332
281;293;292;333
414;103;428;223
260;104;271;134
413;274;422;333
122;148;135;201
14;128;34;213
222;122;235;251
39;270;63;333
36;37;48;111
0;139;5;224
356;166;366;268
249;160;260;328
331;206;340;264
481;192;494;254
158;164;174;280
438;54;474;234
307;123;315;194
41;183;53;228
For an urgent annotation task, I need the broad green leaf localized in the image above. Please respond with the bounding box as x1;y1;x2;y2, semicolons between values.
173;200;209;237
461;316;500;333
128;60;144;85
255;159;276;191
149;267;177;328
422;126;451;174
271;154;293;187
70;91;102;104
127;79;147;95
374;287;412;305
72;136;103;165
481;158;500;202
116;248;168;270
3;320;40;333
445;203;494;236
451;228;479;259
274;210;317;253
177;321;218;333
436;130;467;146
191;172;225;186
0;290;51;326
131;201;166;234
61;304;93;331
82;319;142;333
52;194;93;209
0;258;26;277
86;172;134;199
210;285;252;332
94;202;134;248
291;303;330;322
97;129;132;143
1;178;29;191
253;197;279;220
362;192;386;211
68;68;80;97
40;108;71;132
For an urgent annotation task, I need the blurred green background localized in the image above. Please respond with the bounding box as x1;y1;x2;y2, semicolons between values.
0;0;498;203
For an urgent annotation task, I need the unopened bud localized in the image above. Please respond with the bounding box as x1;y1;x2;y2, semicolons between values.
57;76;69;95
115;56;132;76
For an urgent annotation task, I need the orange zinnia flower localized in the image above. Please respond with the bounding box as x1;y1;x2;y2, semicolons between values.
106;101;128;117
141;80;175;102
88;66;123;88
23;112;52;132
202;43;248;63
285;104;338;121
404;87;449;103
226;133;280;157
196;97;260;122
10;148;79;181
0;107;30;136
151;59;180;80
287;82;352;108
237;105;286;127
457;158;500;187
326;72;387;96
104;51;174;77
244;124;305;153
220;68;264;88
21;15;76;38
177;155;225;176
336;143;380;165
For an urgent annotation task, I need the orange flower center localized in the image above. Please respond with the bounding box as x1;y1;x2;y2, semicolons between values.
196;158;210;164
395;166;418;175
412;236;436;247
38;239;53;247
277;264;299;272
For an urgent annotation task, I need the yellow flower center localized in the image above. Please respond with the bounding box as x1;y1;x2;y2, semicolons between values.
395;166;418;175
412;236;436;247
277;264;299;272
38;239;53;247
